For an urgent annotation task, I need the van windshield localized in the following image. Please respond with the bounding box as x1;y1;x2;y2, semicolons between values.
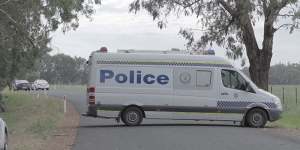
221;69;254;92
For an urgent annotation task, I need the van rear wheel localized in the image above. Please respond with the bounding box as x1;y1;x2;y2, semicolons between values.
246;108;268;128
121;107;143;126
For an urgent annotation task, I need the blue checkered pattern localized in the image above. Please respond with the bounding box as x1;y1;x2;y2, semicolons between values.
217;101;252;108
96;60;234;68
264;102;277;108
217;101;277;109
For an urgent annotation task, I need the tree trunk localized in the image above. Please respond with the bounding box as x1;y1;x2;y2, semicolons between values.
248;51;272;90
238;9;274;91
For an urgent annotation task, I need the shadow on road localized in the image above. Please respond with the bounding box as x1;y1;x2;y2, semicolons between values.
79;123;242;128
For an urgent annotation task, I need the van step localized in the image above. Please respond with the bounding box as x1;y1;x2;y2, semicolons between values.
146;117;241;123
81;113;121;122
82;113;242;125
82;113;117;119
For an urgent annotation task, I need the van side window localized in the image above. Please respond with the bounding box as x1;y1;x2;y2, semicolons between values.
221;69;248;91
196;70;212;87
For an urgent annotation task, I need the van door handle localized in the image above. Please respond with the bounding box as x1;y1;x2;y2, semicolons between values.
221;92;229;95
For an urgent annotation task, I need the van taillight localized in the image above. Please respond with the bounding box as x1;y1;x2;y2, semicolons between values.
89;87;95;93
89;96;95;104
88;86;95;104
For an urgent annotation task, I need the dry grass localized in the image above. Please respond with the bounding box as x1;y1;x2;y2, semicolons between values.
0;91;64;150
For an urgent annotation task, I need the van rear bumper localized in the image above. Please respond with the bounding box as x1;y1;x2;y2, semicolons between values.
268;109;282;122
87;105;98;117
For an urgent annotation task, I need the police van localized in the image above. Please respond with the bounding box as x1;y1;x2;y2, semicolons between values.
85;48;282;128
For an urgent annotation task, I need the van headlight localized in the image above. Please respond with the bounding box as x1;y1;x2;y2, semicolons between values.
274;97;283;111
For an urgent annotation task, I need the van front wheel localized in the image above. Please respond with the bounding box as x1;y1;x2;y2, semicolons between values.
246;108;268;128
121;107;143;126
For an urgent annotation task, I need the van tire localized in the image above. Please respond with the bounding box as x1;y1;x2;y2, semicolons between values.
121;107;143;126
246;108;267;128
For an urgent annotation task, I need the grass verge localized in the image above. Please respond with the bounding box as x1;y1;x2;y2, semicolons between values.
0;91;64;150
270;106;300;129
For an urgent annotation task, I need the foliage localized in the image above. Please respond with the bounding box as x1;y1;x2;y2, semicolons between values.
129;0;300;90
0;0;101;91
38;54;88;84
130;0;300;57
0;92;64;149
243;63;300;85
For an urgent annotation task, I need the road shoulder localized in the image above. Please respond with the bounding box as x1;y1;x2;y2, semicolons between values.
45;100;80;150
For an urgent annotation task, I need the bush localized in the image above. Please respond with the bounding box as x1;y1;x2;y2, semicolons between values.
0;93;5;112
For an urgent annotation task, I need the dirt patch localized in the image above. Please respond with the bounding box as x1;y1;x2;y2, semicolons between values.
262;126;300;142
45;101;80;150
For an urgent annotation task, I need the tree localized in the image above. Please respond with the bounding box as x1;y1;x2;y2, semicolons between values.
242;63;300;85
130;0;300;90
38;54;88;85
0;0;101;90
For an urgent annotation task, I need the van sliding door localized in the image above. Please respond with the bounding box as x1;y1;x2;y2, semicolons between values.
172;68;217;112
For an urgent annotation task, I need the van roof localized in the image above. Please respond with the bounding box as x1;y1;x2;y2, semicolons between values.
91;52;233;68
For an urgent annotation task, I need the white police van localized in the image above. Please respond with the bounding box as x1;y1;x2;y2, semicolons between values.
85;48;282;128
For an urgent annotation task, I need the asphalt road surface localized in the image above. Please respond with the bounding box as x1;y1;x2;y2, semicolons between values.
48;88;300;150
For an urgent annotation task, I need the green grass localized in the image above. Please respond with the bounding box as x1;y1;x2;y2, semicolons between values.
51;84;85;92
0;91;64;149
268;85;300;129
273;107;300;128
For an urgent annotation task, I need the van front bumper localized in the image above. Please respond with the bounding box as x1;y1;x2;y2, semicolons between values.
268;109;282;122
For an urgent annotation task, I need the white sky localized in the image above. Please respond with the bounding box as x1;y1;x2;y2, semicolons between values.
50;0;300;66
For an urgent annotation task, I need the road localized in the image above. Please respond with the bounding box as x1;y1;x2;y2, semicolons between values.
49;88;300;150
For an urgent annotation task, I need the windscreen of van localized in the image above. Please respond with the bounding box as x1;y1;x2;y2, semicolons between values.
221;69;248;91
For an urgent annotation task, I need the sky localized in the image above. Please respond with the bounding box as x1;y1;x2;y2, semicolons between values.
50;0;300;66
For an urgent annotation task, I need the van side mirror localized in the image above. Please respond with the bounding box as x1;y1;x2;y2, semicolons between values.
240;82;249;91
240;82;247;91
245;82;255;93
245;82;249;90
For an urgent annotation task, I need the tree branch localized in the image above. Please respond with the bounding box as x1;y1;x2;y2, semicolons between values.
274;22;300;32
183;0;202;8
172;0;203;9
262;0;268;15
0;8;17;24
0;8;36;47
0;0;12;6
217;0;236;16
278;14;296;17
278;0;290;9
275;23;294;30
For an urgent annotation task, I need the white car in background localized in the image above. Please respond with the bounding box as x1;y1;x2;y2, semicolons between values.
0;118;7;150
32;79;50;90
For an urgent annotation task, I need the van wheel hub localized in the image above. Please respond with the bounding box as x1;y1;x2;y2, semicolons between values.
252;113;263;124
127;112;138;122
